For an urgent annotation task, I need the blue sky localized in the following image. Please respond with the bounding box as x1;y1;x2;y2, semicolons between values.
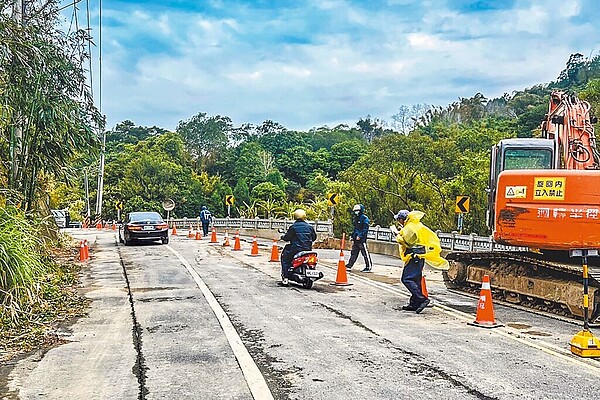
73;0;600;132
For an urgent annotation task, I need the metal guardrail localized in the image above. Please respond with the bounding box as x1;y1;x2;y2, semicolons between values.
171;217;526;253
366;225;527;252
170;217;334;235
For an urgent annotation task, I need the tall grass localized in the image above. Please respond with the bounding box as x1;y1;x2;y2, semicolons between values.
0;206;48;322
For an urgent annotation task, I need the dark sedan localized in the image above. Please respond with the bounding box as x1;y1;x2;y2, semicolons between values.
119;211;169;245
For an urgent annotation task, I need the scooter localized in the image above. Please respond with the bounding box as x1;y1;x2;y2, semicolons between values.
287;250;323;289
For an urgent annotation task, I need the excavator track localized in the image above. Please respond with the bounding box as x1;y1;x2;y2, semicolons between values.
444;251;600;322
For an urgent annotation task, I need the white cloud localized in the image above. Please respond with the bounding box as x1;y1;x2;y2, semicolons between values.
91;0;599;131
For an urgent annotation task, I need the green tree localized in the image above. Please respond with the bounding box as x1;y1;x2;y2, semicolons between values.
176;112;233;171
250;182;286;203
233;178;250;206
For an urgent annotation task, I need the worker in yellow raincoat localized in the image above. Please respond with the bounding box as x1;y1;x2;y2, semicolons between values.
392;210;449;313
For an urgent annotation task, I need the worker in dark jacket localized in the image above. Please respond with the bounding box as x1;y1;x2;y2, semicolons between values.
346;204;372;272
280;209;317;286
199;206;212;236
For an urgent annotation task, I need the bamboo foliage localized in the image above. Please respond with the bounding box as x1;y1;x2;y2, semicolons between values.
0;0;102;211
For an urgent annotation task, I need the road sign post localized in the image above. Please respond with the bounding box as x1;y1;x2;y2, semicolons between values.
455;196;470;234
327;193;340;231
225;195;235;217
115;200;124;221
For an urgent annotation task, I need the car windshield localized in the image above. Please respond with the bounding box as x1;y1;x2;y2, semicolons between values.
128;212;164;223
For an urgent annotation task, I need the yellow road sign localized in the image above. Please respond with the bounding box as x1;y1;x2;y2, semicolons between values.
327;193;340;206
225;195;235;206
455;196;470;213
115;201;124;211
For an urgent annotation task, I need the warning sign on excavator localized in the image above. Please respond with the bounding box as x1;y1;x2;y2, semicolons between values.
505;186;527;199
533;177;565;200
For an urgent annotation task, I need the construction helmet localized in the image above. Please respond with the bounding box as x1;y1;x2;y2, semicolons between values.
352;204;362;212
293;209;307;220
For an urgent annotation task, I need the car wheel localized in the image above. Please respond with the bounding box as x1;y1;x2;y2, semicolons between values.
124;235;131;246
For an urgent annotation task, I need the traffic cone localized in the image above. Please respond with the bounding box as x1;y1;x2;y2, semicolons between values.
268;240;279;262
210;228;218;243
223;231;230;247
79;241;87;262
469;274;502;328
187;226;194;238
172;224;178;236
112;221;116;230
195;230;202;240
83;240;89;260
104;222;110;230
232;231;242;251
421;275;429;298
249;236;259;256
96;221;102;229
331;249;352;286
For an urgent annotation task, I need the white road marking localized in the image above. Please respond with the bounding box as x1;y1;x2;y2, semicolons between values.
166;245;274;400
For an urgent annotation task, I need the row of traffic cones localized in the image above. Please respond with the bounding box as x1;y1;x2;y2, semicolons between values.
138;222;505;329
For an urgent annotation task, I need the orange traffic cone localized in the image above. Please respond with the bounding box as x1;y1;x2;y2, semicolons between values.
79;241;87;262
249;236;259;256
223;231;230;247
210;228;218;243
421;275;429;298
331;249;352;286
469;274;502;328
112;221;116;230
83;239;89;260
195;230;202;240
96;221;102;229
268;240;279;262
232;231;242;251
188;226;194;238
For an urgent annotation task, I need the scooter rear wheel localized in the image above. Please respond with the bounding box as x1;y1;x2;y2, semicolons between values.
303;279;313;289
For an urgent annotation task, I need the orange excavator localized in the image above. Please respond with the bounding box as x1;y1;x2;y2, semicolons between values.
445;91;600;321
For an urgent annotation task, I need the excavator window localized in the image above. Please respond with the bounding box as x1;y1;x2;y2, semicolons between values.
504;148;553;170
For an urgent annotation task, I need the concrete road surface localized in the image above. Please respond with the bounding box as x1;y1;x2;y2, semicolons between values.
3;229;600;399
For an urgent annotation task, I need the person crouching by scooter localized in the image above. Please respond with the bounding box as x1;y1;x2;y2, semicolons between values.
280;209;317;286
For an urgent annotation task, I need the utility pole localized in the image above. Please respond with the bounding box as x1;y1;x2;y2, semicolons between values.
94;0;105;224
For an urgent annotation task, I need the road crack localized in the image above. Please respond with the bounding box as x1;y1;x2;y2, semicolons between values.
119;254;149;400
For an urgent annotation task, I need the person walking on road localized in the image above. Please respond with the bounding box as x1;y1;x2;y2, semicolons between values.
280;209;317;286
346;204;373;272
392;209;449;313
199;206;212;236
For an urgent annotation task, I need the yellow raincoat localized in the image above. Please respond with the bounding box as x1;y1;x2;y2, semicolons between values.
396;210;449;270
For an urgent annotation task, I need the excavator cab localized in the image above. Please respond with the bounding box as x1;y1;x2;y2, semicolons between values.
486;138;556;230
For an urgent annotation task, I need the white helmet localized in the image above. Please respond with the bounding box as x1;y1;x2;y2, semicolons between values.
293;209;307;220
352;204;361;212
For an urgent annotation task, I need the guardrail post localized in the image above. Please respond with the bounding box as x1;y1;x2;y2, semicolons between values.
254;217;259;229
469;233;476;251
450;231;457;251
